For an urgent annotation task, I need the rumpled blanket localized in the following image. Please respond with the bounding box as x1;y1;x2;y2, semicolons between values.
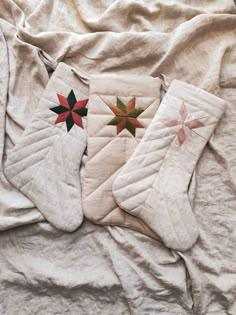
0;1;236;314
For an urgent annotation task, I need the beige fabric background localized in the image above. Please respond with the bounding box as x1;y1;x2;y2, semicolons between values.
0;0;235;314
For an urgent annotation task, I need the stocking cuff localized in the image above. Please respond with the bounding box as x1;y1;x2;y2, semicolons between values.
168;80;226;119
90;74;161;97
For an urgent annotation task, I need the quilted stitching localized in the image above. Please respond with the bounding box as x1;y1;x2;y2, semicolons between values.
84;95;158;192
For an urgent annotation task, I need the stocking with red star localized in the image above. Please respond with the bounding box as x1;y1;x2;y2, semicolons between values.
4;63;89;232
113;80;226;251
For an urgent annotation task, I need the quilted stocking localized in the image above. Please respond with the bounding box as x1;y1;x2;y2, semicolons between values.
4;62;89;232
82;74;161;239
113;80;226;251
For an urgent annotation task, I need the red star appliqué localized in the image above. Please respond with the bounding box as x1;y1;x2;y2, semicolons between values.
50;90;88;132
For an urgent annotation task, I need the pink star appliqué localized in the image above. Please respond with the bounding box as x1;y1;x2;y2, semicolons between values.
163;103;204;145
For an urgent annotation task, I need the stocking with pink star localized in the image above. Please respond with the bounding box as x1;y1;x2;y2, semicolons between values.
113;79;226;251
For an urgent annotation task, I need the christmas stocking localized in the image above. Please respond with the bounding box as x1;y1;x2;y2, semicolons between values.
82;74;161;239
4;62;89;232
113;80;226;251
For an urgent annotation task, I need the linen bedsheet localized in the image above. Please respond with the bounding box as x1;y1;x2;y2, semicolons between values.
0;1;236;314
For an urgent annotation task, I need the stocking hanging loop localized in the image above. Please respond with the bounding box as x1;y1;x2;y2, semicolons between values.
71;67;90;86
38;50;58;72
158;73;170;92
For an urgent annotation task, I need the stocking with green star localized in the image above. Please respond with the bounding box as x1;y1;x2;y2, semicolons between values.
4;62;89;232
82;73;162;239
